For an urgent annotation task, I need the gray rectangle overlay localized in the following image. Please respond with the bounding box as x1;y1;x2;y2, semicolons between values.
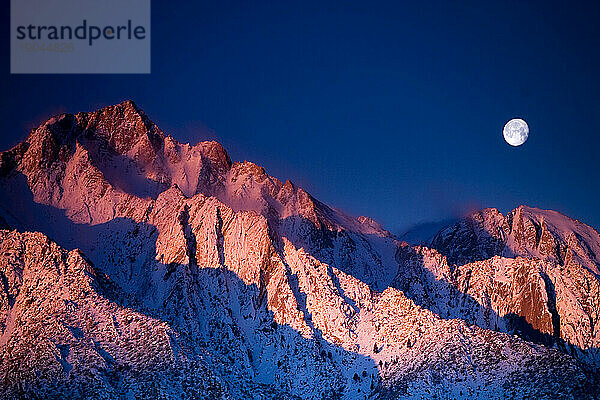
11;0;151;74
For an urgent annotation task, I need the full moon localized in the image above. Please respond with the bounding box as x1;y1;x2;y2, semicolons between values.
503;118;529;146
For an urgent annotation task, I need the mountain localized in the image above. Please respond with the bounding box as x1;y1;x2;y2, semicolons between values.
0;101;597;399
430;206;600;273
395;207;600;365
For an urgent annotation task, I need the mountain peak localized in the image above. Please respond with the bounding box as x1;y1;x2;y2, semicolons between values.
1;102;354;232
431;204;600;274
88;99;146;120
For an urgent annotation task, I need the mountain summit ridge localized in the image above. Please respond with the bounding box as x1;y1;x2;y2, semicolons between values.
0;101;598;399
430;204;600;274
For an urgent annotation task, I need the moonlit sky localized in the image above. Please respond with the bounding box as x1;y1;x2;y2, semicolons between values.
1;1;599;232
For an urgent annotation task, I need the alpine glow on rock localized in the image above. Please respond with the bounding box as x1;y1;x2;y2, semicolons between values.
0;101;597;399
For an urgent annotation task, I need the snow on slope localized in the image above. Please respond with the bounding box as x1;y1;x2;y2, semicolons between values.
394;206;600;367
0;101;597;399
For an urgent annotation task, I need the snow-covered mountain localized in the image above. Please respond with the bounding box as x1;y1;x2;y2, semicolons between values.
431;206;600;274
0;101;597;399
395;207;600;366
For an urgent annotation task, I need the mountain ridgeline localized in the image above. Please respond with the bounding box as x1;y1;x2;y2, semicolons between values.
0;101;598;399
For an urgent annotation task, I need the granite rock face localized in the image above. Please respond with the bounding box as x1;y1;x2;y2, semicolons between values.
431;206;600;274
395;207;600;367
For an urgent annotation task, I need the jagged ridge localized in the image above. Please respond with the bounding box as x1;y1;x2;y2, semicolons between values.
0;101;598;399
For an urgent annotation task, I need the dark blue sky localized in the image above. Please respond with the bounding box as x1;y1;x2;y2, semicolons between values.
2;1;599;232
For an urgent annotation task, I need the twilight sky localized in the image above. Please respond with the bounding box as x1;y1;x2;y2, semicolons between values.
1;1;599;232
